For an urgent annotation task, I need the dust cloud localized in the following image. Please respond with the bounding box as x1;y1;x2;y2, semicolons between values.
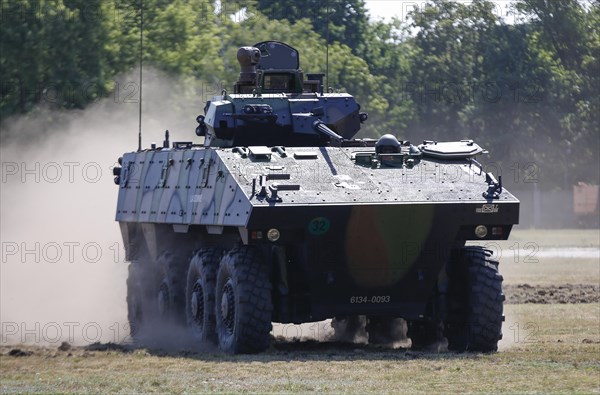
272;316;411;349
0;69;209;346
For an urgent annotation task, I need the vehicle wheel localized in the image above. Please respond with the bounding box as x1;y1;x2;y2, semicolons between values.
127;262;144;334
215;247;272;354
186;248;221;342
445;246;504;352
157;251;188;325
367;317;406;345
407;320;443;350
126;260;159;339
331;316;367;342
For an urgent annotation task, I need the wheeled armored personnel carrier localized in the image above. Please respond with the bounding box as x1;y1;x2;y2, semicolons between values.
113;41;519;353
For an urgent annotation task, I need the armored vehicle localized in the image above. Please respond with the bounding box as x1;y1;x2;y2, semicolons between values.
114;41;519;353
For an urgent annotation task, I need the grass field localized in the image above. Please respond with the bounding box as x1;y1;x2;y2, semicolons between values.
471;229;599;285
506;228;600;248
1;304;598;394
1;229;599;394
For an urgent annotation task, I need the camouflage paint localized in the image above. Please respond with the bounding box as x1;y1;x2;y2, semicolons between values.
345;204;434;288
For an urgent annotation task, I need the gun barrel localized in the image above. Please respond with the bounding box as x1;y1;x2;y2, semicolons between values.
313;120;343;142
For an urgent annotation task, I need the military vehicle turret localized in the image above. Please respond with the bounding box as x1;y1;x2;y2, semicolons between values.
113;41;519;353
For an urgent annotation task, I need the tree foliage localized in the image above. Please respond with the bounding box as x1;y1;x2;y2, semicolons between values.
253;0;370;51
1;0;109;115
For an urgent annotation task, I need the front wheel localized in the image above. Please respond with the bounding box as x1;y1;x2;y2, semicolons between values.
215;247;272;354
445;246;505;352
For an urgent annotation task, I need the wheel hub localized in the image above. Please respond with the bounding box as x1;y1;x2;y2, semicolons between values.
191;291;199;317
221;290;230;318
221;280;235;334
191;281;205;322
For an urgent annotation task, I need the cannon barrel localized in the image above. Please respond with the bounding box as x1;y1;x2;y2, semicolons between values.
313;120;343;142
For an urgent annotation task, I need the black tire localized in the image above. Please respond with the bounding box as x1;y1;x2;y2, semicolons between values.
331;316;367;342
407;320;443;350
215;247;272;354
445;246;505;352
366;316;406;345
156;251;188;325
126;262;144;334
126;260;159;339
186;248;221;343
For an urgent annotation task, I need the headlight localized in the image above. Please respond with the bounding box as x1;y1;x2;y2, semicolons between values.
267;228;280;242
475;225;488;239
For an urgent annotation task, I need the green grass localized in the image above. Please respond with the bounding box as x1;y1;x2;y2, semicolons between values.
1;304;599;394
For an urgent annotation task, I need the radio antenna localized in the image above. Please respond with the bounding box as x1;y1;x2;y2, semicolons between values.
138;0;144;151
325;2;330;93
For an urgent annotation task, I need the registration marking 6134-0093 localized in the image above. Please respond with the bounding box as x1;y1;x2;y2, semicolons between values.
350;296;391;304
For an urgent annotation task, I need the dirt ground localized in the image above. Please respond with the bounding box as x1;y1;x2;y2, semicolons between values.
504;283;600;304
472;228;600;304
2;303;599;394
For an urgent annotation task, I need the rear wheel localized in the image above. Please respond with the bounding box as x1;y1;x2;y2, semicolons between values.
126;260;159;339
331;316;367;342
445;246;504;352
156;251;188;325
215;247;272;353
407;320;443;350
126;262;144;334
366;317;406;345
186;248;221;343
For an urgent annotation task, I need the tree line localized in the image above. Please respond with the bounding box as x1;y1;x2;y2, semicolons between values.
1;0;598;188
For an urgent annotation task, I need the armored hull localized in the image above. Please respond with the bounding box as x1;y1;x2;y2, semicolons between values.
117;143;517;322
